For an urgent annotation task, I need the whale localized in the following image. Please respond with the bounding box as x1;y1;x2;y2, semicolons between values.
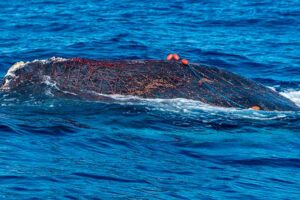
1;57;299;111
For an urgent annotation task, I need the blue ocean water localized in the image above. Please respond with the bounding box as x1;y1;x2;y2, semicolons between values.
0;0;300;199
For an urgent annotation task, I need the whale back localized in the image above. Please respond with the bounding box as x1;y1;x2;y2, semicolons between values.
1;58;299;111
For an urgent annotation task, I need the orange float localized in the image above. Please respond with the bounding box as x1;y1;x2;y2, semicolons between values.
167;54;173;61
251;106;261;111
181;59;189;65
173;54;180;61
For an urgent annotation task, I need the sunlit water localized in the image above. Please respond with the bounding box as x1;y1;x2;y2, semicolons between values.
0;0;300;199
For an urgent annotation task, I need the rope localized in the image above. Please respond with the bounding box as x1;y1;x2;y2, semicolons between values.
187;64;245;109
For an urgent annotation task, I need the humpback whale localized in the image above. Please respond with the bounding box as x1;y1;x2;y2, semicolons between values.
1;57;299;111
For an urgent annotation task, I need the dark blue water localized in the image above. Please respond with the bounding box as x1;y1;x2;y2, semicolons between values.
1;0;300;199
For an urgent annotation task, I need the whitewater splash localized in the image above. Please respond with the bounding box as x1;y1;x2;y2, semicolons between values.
281;91;300;107
102;93;299;119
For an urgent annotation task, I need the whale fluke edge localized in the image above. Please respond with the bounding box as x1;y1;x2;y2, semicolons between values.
1;57;299;111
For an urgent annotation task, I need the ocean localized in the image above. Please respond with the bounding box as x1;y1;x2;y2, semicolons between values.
0;0;300;199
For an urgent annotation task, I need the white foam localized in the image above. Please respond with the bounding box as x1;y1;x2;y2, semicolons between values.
42;75;59;89
280;90;300;107
79;91;300;121
31;57;68;64
2;57;69;91
267;86;277;91
86;91;244;113
5;57;68;78
1;62;25;90
5;61;26;78
49;57;69;62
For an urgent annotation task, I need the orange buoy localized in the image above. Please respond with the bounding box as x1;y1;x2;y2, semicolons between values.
167;54;174;61
251;106;261;111
181;59;189;65
173;54;180;61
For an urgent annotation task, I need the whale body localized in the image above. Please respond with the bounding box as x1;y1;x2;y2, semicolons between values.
1;57;299;111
